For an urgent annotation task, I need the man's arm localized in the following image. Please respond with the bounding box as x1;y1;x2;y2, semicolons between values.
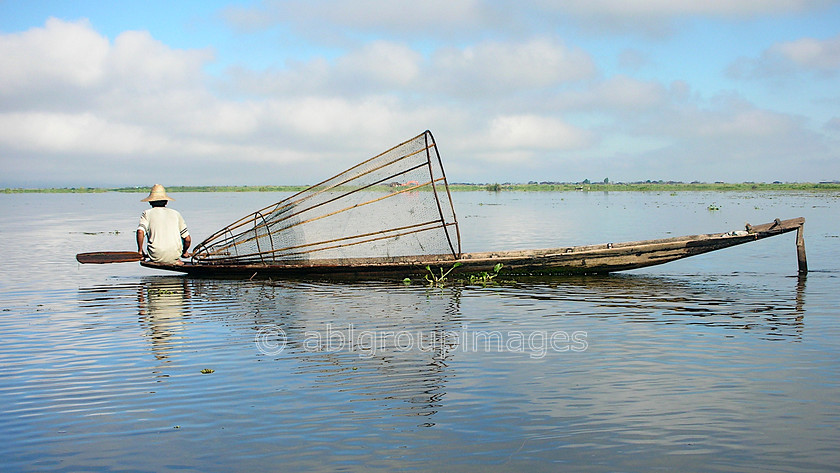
136;229;146;258
182;235;192;258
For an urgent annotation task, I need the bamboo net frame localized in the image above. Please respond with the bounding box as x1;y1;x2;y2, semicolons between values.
191;130;461;265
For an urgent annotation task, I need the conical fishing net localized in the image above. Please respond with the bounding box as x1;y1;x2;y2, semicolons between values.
191;131;460;265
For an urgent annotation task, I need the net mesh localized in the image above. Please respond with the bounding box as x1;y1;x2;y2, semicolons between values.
191;131;460;265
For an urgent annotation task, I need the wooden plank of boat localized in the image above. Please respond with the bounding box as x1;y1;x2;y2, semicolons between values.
140;217;806;278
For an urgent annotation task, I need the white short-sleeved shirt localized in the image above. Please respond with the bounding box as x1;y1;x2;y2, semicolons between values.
137;207;189;263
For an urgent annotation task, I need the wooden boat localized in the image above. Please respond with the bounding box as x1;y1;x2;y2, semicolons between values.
76;131;805;278
141;217;807;278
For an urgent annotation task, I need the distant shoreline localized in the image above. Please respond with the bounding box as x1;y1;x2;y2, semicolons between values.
3;182;840;193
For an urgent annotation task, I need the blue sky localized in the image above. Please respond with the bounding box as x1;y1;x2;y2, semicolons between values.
1;0;839;187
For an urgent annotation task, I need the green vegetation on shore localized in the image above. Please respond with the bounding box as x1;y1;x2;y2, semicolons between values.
1;185;310;194
3;181;840;194
456;181;840;192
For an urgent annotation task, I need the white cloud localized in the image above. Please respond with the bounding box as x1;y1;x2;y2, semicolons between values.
772;34;840;72
618;49;650;70
554;0;830;18
0;18;108;91
533;0;835;37
428;38;596;98
483;114;593;150
223;0;488;37
0;112;162;154
0;20;454;184
266;95;413;144
225;0;835;38
611;92;832;181
108;30;213;89
451;114;594;167
627;92;801;140
560;75;671;111
0;19;281;182
728;33;840;80
696;108;796;138
222;36;595;100
334;41;422;90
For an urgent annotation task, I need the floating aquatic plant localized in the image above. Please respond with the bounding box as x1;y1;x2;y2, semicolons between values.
467;263;504;287
424;262;462;287
410;262;507;287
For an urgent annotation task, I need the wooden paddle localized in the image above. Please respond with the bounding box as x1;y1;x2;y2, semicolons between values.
76;251;142;264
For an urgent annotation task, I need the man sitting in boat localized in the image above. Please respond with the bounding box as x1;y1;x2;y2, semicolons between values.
136;184;191;264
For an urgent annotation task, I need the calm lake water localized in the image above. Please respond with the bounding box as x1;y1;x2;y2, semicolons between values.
1;190;839;472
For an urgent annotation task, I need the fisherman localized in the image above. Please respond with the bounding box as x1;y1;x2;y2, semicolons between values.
136;184;191;264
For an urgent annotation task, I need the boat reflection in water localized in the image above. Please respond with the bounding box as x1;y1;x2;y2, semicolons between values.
500;274;806;341
77;273;806;418
196;277;464;424
136;278;192;363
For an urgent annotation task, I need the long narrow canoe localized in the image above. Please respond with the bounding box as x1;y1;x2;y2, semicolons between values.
140;217;807;278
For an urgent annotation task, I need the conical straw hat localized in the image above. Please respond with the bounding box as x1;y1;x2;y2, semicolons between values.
141;184;175;202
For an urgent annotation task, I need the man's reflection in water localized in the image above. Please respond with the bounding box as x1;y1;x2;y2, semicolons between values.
138;278;191;364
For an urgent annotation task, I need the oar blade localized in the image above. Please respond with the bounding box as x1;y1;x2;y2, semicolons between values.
76;251;142;264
